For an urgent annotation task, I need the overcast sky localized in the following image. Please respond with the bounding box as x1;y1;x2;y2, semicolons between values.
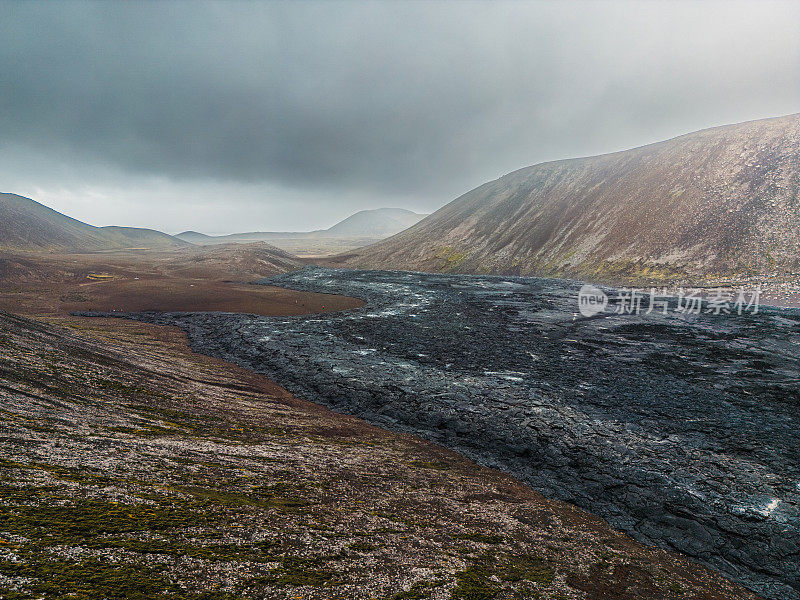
1;1;799;234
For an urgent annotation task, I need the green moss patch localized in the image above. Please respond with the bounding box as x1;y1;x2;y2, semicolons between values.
451;562;497;600
0;556;249;600
0;499;202;545
499;555;554;585
454;533;504;545
249;555;341;587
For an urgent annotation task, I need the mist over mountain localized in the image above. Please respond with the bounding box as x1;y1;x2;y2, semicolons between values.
175;208;426;244
339;114;800;282
324;208;427;237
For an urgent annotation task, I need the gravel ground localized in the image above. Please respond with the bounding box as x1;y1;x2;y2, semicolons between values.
86;266;800;599
0;311;761;599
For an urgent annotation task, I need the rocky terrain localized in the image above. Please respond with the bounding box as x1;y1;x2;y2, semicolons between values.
90;266;800;599
0;310;760;599
336;114;800;284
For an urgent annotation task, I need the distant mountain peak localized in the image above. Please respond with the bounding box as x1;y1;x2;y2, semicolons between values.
323;207;427;237
174;207;428;247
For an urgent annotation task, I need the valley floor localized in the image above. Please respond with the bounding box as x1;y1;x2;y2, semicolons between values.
0;248;363;317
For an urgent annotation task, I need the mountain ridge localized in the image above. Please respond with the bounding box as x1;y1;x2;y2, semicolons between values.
175;207;427;244
336;113;800;283
0;193;188;252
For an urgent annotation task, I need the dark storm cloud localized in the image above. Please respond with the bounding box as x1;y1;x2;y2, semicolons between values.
3;1;539;193
1;1;799;232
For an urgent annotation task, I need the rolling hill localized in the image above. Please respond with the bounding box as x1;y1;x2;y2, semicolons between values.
0;193;188;252
176;208;427;245
171;230;214;244
337;114;800;283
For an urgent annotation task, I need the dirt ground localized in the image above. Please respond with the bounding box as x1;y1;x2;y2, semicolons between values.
0;247;364;317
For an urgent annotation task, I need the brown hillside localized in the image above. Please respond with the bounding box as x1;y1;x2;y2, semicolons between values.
0;193;187;251
338;113;800;282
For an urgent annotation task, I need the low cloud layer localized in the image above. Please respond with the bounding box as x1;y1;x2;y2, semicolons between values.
1;1;799;233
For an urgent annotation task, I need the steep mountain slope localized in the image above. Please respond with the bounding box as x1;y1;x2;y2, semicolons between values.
0;193;109;250
0;193;188;251
339;114;800;282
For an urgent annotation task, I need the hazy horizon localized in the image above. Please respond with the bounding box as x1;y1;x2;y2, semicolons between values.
2;0;799;234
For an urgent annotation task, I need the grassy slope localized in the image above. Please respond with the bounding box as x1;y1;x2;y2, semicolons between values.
0;311;760;600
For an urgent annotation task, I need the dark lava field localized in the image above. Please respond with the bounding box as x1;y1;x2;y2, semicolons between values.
87;266;800;599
